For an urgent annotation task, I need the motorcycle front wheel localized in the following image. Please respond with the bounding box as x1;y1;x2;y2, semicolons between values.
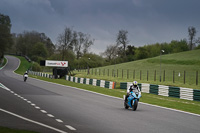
132;100;138;111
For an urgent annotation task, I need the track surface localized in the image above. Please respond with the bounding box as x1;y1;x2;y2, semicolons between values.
0;56;200;133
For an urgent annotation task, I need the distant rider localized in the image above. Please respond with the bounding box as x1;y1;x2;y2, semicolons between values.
125;81;141;102
23;71;28;79
24;71;28;76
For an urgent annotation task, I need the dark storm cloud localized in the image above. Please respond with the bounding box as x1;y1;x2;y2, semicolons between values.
0;0;200;54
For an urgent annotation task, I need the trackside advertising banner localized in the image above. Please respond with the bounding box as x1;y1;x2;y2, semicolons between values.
45;60;68;67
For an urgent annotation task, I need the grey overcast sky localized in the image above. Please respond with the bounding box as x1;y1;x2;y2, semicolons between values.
0;0;200;54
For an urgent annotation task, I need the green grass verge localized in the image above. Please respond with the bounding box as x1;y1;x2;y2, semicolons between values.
0;57;7;68
0;127;38;133
14;56;32;75
3;58;7;66
14;55;200;115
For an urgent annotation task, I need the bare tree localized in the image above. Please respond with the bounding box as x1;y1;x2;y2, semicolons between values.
83;34;94;54
116;30;129;56
195;37;200;45
74;32;94;59
57;27;75;60
102;44;118;61
188;26;196;50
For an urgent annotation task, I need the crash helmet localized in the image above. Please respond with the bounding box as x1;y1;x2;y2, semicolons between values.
133;81;138;88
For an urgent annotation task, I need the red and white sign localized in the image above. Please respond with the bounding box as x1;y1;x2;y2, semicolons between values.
45;60;68;67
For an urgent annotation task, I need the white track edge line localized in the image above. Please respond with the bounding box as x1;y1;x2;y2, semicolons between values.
65;125;76;130
56;119;63;123
0;108;67;133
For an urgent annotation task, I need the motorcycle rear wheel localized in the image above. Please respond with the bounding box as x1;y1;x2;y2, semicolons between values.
124;101;129;109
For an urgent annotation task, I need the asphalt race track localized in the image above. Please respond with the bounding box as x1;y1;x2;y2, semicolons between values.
0;56;200;133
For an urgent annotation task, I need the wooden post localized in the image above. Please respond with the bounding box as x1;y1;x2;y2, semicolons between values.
147;70;148;81
163;70;165;82
122;69;123;78
154;70;156;81
99;69;101;76
184;71;185;84
140;70;142;80
196;71;198;85
127;69;129;79
173;70;175;83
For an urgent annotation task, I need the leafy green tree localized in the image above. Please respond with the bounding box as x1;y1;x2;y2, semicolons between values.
135;47;148;60
50;50;76;69
125;45;136;61
15;31;54;59
169;40;189;53
32;62;42;71
16;34;27;55
161;42;171;54
195;45;200;49
144;43;161;58
45;38;55;56
31;42;48;59
0;13;12;58
75;53;105;70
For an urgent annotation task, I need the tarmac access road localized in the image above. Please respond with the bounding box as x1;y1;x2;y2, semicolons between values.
0;55;200;133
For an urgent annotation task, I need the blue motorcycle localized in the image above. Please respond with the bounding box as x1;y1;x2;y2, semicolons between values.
124;89;141;111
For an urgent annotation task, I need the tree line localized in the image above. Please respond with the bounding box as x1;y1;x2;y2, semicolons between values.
102;27;200;65
1;13;200;71
10;28;96;71
0;13;12;59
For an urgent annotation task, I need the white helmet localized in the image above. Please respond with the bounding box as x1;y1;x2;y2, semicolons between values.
133;81;138;87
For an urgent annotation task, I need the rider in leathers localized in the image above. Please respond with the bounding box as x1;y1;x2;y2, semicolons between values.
125;81;141;102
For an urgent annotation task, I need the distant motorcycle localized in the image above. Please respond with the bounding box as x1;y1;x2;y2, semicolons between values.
23;74;28;82
124;89;141;111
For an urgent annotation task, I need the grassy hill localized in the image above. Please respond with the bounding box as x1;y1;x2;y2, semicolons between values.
75;49;200;89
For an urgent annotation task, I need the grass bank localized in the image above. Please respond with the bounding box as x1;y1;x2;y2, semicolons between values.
15;55;200;115
74;49;200;90
14;56;32;75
